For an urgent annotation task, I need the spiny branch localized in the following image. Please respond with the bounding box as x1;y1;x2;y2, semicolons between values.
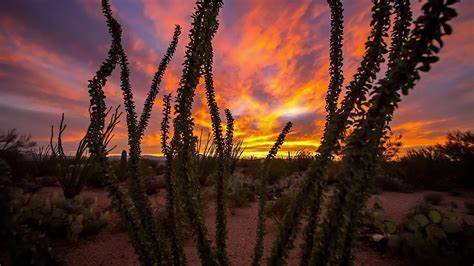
252;122;292;266
268;1;392;263
138;25;181;139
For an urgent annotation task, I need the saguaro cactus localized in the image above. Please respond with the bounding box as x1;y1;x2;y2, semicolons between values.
118;150;127;180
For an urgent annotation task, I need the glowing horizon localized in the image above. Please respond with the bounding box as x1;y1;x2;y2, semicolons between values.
1;0;473;158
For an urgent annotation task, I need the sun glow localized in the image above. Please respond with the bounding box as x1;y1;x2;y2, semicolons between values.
0;0;472;157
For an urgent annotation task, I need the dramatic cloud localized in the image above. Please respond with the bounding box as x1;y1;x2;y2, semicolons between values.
0;0;473;157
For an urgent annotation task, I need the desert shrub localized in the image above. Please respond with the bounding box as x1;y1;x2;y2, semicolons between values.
140;158;159;169
38;176;57;187
20;180;44;193
157;176;167;188
194;132;221;186
464;201;474;215
83;164;103;190
0;160;61;265
33;161;57;178
138;158;158;178
388;204;474;265
226;176;257;207
155;163;166;175
423;193;444;206
86;175;104;189
266;184;285;200
80;158;105;189
267;158;289;185
0;129;37;179
266;191;296;221
31;160;58;179
10;192;108;242
2;227;61;266
436;131;474;188
144;176;164;196
30;145;57;178
286;149;313;174
375;160;415;193
378;131;474;191
0;157;45;193
240;158;262;178
226;180;255;208
240;158;288;187
374;175;402;192
228;139;245;174
239;157;257;167
399;148;454;191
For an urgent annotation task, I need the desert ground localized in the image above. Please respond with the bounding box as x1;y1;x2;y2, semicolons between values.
37;187;474;265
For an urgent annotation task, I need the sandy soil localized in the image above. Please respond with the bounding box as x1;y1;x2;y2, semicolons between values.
36;187;474;266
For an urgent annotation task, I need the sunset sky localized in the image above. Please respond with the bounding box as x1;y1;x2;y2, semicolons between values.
0;0;473;157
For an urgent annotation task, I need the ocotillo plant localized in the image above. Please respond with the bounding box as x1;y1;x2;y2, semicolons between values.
268;0;393;262
85;0;181;264
85;0;228;265
252;122;293;266
160;93;187;266
79;0;457;265
49;113;90;199
312;1;457;264
49;110;120;199
270;0;457;265
224;109;234;157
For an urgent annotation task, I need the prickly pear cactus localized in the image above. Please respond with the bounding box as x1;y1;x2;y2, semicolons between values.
10;192;108;242
361;198;398;239
389;204;474;265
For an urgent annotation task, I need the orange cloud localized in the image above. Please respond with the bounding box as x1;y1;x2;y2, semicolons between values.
1;0;473;157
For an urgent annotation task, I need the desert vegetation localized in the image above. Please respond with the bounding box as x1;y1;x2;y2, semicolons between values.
1;0;473;265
